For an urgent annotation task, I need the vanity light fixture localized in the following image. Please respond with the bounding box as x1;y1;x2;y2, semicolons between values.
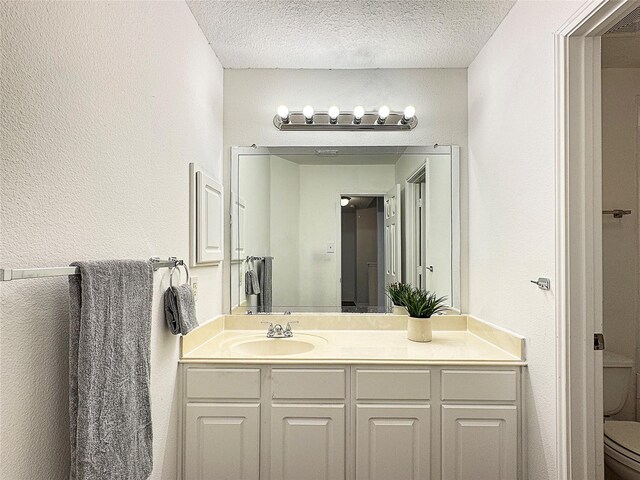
302;105;314;124
340;196;351;207
277;105;290;124
353;105;365;125
272;105;418;131
328;106;340;124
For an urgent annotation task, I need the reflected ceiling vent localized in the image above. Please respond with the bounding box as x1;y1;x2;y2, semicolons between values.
606;7;640;34
315;149;339;157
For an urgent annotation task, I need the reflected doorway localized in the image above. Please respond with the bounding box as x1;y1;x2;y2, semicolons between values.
340;195;385;313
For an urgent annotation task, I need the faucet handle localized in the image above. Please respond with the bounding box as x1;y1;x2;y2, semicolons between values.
284;321;299;337
261;321;274;337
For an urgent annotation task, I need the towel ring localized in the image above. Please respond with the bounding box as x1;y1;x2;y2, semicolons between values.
170;263;190;288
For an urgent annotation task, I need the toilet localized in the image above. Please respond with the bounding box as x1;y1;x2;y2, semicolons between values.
604;351;640;479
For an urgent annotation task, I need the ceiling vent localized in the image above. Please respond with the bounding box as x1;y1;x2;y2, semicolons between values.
606;6;640;34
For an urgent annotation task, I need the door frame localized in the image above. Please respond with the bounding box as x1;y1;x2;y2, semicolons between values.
555;1;640;478
405;162;428;289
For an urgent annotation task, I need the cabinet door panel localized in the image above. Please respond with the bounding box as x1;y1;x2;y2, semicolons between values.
356;404;431;480
185;403;259;480
441;405;517;480
271;404;345;480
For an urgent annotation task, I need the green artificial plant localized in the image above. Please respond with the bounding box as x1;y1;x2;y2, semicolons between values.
403;287;449;318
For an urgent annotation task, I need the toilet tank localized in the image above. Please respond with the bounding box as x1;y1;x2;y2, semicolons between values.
603;351;634;416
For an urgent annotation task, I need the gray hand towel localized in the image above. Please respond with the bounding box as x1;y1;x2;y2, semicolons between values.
164;284;198;335
258;257;272;313
244;269;260;295
68;260;153;480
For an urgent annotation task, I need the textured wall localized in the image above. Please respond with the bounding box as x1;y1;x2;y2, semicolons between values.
0;3;223;479
601;67;640;420
223;68;469;311
467;2;582;479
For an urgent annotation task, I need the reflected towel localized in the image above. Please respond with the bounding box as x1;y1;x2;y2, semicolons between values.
258;257;272;313
245;269;260;295
164;284;199;336
68;260;153;480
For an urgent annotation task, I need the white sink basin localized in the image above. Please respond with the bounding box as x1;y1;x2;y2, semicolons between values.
226;334;327;357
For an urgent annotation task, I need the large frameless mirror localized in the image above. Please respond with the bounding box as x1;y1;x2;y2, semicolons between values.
230;145;460;314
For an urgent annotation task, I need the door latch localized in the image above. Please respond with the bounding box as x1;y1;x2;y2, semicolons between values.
594;333;605;351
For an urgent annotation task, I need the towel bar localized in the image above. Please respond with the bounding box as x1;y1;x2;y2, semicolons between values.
0;257;183;281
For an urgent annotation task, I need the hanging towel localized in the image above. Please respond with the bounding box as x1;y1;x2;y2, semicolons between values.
244;263;260;295
258;257;273;313
164;284;198;335
69;260;153;480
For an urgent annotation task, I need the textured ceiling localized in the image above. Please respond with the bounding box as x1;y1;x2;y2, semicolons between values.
187;0;516;69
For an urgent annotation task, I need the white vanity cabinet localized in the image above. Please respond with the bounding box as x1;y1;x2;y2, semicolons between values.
180;364;523;480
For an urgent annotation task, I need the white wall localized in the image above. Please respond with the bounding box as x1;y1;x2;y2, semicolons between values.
467;2;583;480
427;158;453;300
223;68;469;310
269;156;301;307
0;3;223;479
239;154;272;259
601;67;640;420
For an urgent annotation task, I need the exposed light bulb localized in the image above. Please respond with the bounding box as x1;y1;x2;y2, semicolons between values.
340;197;350;207
328;106;340;124
353;105;365;124
277;105;289;123
402;105;416;124
303;105;314;124
377;105;390;124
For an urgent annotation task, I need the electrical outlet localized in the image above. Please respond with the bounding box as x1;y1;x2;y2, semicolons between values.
190;276;199;302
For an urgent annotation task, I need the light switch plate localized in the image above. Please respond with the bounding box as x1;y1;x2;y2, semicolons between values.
327;242;335;253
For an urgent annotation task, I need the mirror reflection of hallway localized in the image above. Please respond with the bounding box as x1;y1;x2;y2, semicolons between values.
340;196;385;313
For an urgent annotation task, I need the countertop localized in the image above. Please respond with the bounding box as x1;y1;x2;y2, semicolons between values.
180;314;526;366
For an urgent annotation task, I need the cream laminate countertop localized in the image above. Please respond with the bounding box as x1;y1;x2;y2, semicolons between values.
180;315;526;366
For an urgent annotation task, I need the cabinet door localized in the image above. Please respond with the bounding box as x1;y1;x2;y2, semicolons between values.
270;404;345;480
356;404;431;480
441;405;517;480
184;403;260;480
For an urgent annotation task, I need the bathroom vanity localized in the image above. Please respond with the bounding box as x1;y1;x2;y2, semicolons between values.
178;314;526;480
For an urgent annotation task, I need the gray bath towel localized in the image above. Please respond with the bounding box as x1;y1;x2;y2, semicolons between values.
258;257;272;313
164;284;198;335
69;260;153;480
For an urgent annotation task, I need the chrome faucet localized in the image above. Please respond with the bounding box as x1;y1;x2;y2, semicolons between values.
262;321;299;338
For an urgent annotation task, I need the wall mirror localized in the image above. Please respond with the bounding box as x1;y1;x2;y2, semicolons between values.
230;145;460;313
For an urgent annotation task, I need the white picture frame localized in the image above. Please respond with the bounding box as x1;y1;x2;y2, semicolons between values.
189;163;223;266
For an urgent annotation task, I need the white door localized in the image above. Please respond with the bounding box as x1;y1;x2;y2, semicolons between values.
356;404;431;480
441;405;517;480
270;404;346;480
184;403;260;480
384;184;402;297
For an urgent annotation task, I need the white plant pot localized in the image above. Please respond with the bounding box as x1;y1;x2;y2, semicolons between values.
392;305;409;316
407;317;433;342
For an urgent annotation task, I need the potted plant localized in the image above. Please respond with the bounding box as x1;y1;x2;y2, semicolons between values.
385;282;412;315
403;287;449;342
